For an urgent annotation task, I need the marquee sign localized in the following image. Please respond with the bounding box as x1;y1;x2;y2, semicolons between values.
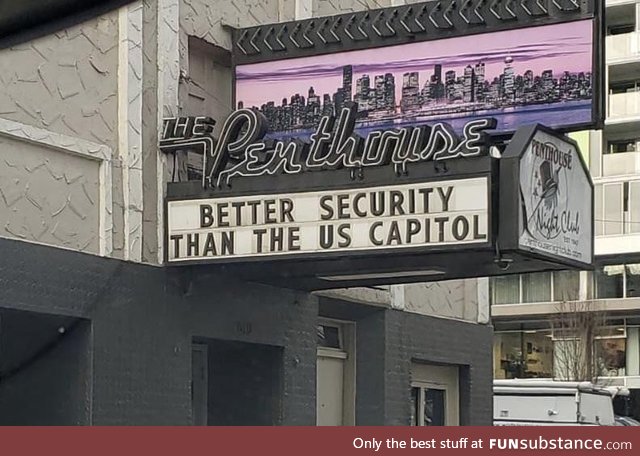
168;177;489;262
165;112;594;289
162;0;599;289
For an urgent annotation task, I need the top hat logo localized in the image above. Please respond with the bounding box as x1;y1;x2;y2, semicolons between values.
538;159;560;210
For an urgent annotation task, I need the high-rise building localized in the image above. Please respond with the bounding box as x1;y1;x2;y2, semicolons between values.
322;93;333;117
445;70;456;101
474;62;485;102
431;64;442;84
502;56;515;101
463;65;475;103
491;0;640;421
400;71;420;113
355;74;371;115
307;86;321;126
374;74;385;111
342;65;353;102
384;72;396;112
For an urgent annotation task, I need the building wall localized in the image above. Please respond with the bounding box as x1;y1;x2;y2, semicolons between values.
0;14;119;257
384;310;493;425
397;279;488;323
0;0;495;426
0;236;318;425
312;0;393;17
320;297;493;425
180;0;286;51
0;136;101;253
0;16;119;148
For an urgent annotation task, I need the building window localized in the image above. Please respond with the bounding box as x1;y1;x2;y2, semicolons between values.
596;336;627;377
553;325;627;379
410;363;459;426
607;139;638;154
493;331;554;379
491;271;579;305
609;81;640;95
522;272;551;303
317;320;356;426
411;387;446;426
494;325;630;381
595;264;640;299
492;275;520;305
553;270;581;301
595;181;640;235
317;324;341;349
628;264;640;298
607;24;635;36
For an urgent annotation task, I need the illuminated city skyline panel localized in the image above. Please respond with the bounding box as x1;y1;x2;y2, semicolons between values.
236;20;592;109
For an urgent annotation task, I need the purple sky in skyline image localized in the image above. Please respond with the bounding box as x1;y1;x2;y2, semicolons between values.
236;20;593;108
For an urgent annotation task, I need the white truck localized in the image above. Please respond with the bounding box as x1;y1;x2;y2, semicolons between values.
493;379;628;426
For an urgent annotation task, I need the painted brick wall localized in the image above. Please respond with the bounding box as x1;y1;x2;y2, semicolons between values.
0;320;92;425
0;237;317;425
384;310;494;425
320;297;493;425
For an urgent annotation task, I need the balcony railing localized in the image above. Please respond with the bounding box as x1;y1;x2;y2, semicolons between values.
608;91;640;120
607;32;640;62
603;151;640;176
606;0;638;7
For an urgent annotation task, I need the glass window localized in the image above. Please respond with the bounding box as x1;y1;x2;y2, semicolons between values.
596;338;626;377
494;331;554;379
630;182;640;234
424;389;446;426
317;325;341;349
410;387;419;426
627;264;640;298
595;184;603;236
411;387;446;426
607;24;635;36
522;272;552;303
604;184;624;235
492;275;520;305
596;265;625;299
553;270;580;301
607;140;637;154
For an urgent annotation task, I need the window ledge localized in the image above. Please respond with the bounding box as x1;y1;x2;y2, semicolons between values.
492;297;640;318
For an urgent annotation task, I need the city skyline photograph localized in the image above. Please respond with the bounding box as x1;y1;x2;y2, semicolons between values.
235;19;594;136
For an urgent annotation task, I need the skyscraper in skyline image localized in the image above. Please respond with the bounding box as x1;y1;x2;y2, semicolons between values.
242;57;592;133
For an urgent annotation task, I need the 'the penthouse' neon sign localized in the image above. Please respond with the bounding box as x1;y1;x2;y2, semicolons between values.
204;103;497;188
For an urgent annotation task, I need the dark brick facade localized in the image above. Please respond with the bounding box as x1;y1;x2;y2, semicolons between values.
0;237;492;425
319;298;493;426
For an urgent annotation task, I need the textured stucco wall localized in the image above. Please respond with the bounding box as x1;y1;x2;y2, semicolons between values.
0;12;122;257
180;0;284;50
0;136;100;253
312;0;393;17
399;279;482;322
0;15;119;148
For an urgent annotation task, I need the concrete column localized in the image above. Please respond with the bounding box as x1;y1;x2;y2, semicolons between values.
627;327;640;377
